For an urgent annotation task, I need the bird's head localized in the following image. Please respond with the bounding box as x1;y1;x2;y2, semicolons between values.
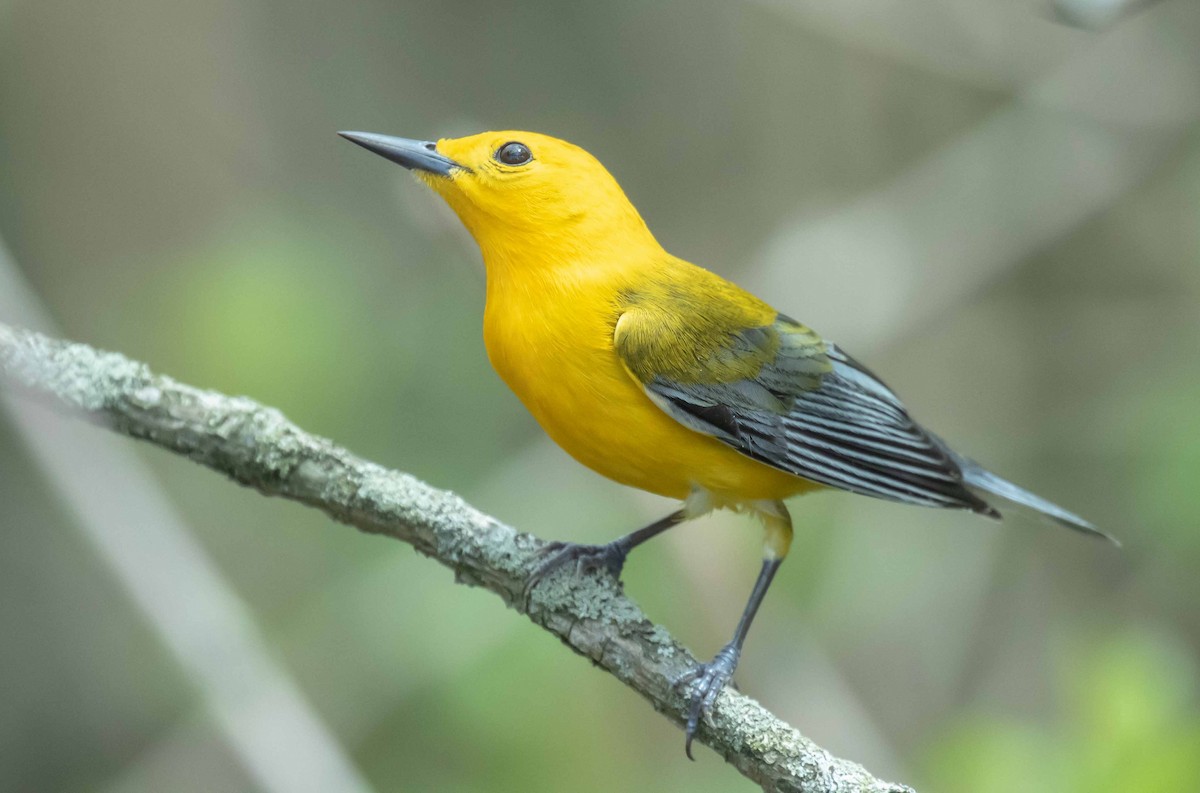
340;130;657;262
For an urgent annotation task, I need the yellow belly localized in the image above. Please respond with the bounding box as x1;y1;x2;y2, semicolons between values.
483;285;817;504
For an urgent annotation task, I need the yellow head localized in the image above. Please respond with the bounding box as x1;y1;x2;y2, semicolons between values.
340;130;658;265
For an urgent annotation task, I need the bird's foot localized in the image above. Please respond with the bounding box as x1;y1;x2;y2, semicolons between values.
674;643;741;760
522;539;630;605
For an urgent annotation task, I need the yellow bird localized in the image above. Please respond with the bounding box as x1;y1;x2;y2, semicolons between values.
340;129;1111;755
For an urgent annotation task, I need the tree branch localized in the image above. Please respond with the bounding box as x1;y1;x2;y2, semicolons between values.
0;322;911;793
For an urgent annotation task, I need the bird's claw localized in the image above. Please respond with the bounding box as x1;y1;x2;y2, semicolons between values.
521;540;629;606
674;644;741;760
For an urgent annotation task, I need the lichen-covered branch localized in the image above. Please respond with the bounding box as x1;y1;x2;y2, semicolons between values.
0;322;911;793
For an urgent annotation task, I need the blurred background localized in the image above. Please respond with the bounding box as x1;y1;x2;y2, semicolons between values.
2;0;1198;791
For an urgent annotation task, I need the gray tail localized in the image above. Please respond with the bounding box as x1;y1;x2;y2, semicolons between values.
949;449;1119;545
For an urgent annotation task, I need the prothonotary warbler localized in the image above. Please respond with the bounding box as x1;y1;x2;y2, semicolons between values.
340;129;1114;756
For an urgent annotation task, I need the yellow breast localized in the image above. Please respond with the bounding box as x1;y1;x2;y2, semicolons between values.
481;268;813;504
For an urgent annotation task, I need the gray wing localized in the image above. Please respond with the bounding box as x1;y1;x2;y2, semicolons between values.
638;333;997;515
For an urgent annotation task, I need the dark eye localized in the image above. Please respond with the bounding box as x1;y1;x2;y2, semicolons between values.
495;141;532;166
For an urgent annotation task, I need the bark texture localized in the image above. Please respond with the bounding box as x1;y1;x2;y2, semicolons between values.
0;322;912;793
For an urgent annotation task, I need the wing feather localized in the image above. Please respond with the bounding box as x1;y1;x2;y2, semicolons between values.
615;308;995;514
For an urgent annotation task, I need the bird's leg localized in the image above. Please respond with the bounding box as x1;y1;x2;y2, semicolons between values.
675;500;791;759
523;509;686;602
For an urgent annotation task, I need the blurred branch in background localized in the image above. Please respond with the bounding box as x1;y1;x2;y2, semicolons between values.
0;249;375;793
0;321;913;793
748;0;1199;350
1051;0;1164;29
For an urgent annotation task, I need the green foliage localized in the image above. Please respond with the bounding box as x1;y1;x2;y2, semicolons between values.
922;631;1200;793
152;218;378;420
1134;384;1200;557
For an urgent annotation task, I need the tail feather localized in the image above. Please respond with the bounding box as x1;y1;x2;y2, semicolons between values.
949;450;1119;545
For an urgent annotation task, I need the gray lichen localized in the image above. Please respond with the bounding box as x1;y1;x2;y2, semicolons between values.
0;322;914;793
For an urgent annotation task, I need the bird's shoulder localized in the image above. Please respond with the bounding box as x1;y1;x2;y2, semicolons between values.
613;259;830;392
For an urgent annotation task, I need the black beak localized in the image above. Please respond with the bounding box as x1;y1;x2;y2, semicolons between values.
338;131;466;176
